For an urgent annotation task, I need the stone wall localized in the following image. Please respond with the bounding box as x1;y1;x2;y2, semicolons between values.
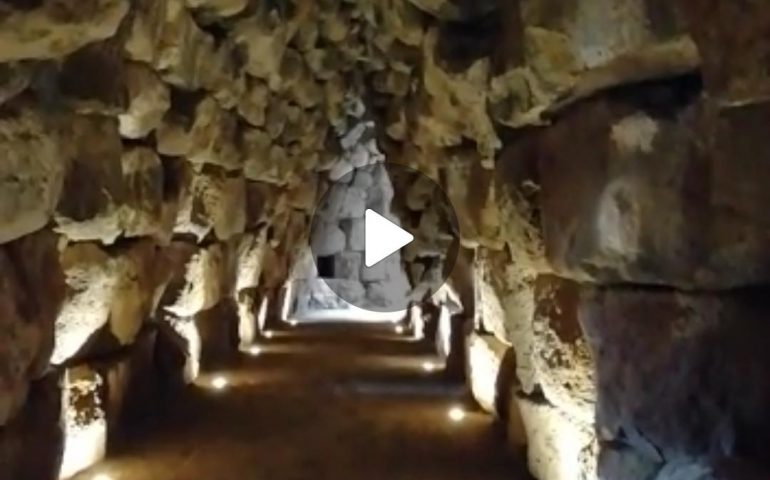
1;1;770;480
0;0;343;477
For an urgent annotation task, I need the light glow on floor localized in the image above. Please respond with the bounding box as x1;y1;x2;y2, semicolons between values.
394;325;405;334
264;331;275;339
447;406;466;423
421;361;438;372
246;346;262;356
93;474;114;480
211;376;229;391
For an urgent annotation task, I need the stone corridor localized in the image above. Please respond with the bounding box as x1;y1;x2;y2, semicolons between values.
3;1;770;479
70;323;530;480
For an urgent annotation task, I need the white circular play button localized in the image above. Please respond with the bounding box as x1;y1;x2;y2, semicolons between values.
309;163;459;313
364;209;414;268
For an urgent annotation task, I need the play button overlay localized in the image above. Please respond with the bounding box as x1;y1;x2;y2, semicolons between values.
308;162;459;313
365;209;414;267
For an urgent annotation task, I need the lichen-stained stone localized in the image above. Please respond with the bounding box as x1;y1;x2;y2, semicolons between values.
162;242;226;318
174;165;246;242
53;240;162;365
0;0;130;62
125;0;219;90
53;243;122;365
60;365;107;479
187;97;242;172
678;0;770;104
475;249;538;393
488;1;695;126
443;148;501;248
0;107;65;244
376;0;424;47
416;29;499;157
232;6;289;82
242;128;293;185
539;82;770;289
532;275;595;425
120;147;170;242
109;240;166;347
465;332;510;415
119;63;170;139
54;115;125;244
580;287;770;465
238;78;270;127
0;374;63;480
517;397;598;480
493;130;549;275
235;230;268;293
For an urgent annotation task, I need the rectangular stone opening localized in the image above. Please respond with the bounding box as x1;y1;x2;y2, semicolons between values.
316;255;335;278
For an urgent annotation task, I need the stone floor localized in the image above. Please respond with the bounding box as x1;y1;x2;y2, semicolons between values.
72;323;531;480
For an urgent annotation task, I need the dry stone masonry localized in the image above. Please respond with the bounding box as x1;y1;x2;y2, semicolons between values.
0;1;769;480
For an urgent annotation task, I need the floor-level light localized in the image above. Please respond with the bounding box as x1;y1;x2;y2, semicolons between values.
421;361;438;373
288;319;299;327
211;376;229;391
93;474;114;480
264;331;275;339
394;325;405;334
447;406;466;423
246;345;262;357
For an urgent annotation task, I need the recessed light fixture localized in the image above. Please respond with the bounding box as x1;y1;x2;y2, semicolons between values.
447;406;466;423
211;376;229;391
421;361;438;372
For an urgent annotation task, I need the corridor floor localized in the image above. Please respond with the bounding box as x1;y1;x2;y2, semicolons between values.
73;323;531;480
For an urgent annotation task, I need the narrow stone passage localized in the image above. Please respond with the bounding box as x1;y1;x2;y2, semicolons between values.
72;324;530;480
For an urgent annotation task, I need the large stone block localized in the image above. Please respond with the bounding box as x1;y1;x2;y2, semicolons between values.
0;231;65;424
186;97;242;171
53;240;164;366
679;0;770;104
0;374;63;480
232;6;289;83
539;83;770;289
54;115;125;243
475;249;538;393
235;231;268;293
194;299;240;369
0;107;66;244
119;63;170;139
532;275;595;425
465;332;510;415
125;0;221;90
517;397;597;480
56;39;127;115
174;166;246;242
580;287;770;465
0;0;129;62
161;242;227;318
60;366;107;479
